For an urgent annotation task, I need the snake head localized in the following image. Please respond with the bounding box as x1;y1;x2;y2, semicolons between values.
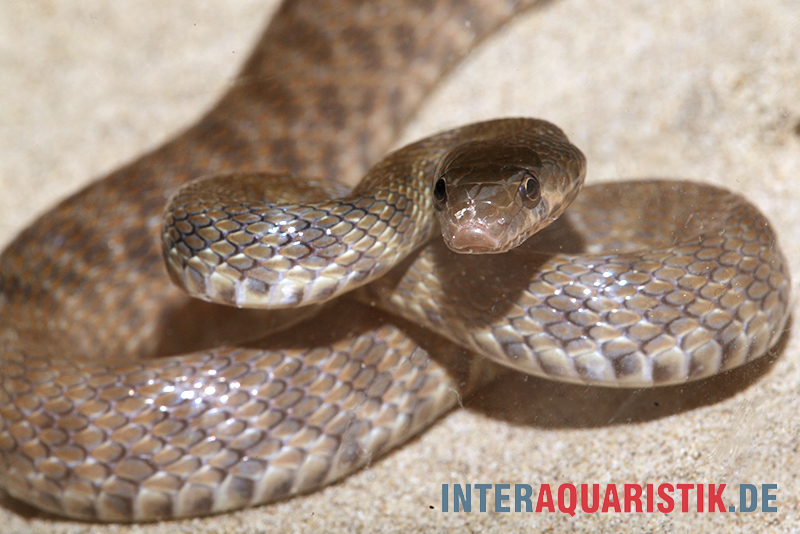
433;137;584;254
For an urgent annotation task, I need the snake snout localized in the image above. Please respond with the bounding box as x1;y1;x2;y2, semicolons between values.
438;185;518;253
442;220;508;254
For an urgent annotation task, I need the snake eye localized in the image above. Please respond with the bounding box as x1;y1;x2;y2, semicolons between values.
519;173;541;209
433;178;447;207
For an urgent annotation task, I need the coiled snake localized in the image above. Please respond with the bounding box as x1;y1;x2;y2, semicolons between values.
0;0;790;522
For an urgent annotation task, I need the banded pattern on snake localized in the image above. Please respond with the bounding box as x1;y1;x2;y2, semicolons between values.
0;0;790;523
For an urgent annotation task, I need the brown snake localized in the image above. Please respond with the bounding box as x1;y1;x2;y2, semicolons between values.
0;0;791;523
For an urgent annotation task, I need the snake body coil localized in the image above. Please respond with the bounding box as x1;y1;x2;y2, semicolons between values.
0;0;790;522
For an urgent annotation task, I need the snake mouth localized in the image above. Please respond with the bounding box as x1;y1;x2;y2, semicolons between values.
442;222;508;254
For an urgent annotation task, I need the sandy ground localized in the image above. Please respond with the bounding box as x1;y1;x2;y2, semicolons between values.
1;0;800;532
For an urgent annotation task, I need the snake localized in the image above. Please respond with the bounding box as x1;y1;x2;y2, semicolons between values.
0;0;791;523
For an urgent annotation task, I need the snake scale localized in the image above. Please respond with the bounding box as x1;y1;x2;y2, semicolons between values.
0;0;791;522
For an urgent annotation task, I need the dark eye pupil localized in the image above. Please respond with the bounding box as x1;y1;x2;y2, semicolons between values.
525;177;539;198
434;178;447;204
519;173;541;208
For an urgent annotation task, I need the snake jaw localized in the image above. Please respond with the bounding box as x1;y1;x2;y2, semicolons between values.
441;220;506;254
